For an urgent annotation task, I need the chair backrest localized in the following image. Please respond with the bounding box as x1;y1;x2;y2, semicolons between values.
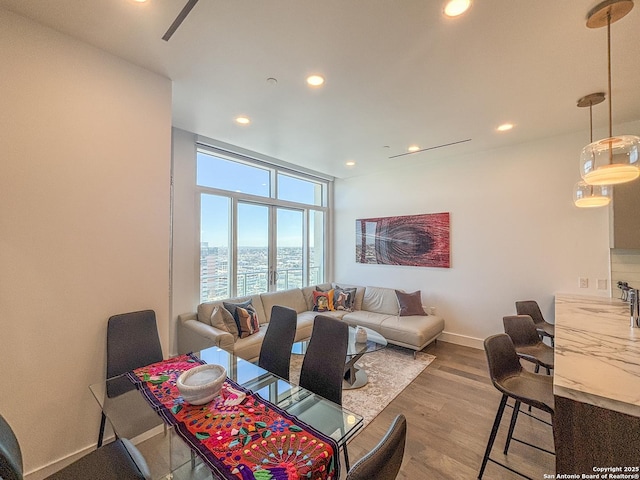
483;334;523;390
503;315;541;348
515;300;545;327
299;315;349;405
0;414;23;480
258;305;297;380
106;310;163;397
346;414;407;480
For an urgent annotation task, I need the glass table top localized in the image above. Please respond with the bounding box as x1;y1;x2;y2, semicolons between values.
90;346;363;480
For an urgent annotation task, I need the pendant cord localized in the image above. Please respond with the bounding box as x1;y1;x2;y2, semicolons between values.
607;10;613;139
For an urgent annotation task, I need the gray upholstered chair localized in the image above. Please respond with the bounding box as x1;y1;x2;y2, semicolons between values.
299;314;349;406
478;334;554;479
0;414;150;480
258;305;297;380
503;315;554;374
515;300;555;346
345;414;407;480
98;310;164;447
298;315;350;467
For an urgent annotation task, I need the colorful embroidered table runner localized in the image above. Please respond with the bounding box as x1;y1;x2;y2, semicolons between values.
127;354;339;480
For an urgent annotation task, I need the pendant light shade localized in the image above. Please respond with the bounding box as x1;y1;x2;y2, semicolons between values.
574;92;613;208
574;181;612;208
580;0;640;186
580;136;640;185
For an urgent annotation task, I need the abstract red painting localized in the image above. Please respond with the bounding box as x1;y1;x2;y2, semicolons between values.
355;212;450;268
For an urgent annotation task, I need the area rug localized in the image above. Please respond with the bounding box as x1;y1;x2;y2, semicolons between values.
289;344;435;428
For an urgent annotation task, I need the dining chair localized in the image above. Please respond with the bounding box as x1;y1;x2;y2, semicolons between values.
0;414;151;480
503;315;554;374
345;414;407;480
299;315;349;406
298;315;350;468
478;334;554;479
258;305;297;380
98;309;164;447
515;300;555;346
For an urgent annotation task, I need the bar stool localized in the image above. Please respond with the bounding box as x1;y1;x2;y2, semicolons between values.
515;300;555;346
478;334;555;480
503;315;554;374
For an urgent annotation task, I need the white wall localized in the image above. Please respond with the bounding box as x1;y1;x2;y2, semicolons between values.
170;127;198;354
0;10;172;477
334;123;640;347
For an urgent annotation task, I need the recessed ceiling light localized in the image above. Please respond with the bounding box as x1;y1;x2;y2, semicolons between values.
443;0;472;17
235;116;251;125
346;161;356;166
408;145;420;152
306;75;325;87
497;123;514;132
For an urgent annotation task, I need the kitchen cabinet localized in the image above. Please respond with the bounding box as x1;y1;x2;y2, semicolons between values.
611;179;640;249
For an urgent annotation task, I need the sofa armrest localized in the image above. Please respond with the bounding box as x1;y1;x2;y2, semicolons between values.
177;313;235;354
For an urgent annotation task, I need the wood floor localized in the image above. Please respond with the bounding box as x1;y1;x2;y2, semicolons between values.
344;341;555;479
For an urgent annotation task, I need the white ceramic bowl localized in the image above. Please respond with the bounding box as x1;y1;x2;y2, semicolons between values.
176;364;226;405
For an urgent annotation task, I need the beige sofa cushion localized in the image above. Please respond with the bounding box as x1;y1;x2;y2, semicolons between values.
361;286;399;315
260;289;308;321
341;310;395;329
378;314;445;349
232;327;268;362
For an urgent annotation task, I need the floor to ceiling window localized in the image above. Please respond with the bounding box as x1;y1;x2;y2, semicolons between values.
197;146;330;302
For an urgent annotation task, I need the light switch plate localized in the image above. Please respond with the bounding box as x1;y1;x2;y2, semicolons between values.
579;277;589;288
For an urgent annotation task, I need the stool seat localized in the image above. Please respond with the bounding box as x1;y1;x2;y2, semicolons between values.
503;315;554;374
499;369;554;414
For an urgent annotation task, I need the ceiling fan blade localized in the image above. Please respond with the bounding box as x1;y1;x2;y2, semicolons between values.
162;0;199;41
388;138;471;159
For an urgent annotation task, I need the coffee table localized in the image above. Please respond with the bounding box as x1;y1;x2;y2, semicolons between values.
292;325;387;389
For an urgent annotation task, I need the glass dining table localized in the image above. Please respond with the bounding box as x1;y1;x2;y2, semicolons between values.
89;346;364;480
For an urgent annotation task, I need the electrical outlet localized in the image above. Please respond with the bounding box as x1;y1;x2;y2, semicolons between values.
597;279;608;290
579;277;589;289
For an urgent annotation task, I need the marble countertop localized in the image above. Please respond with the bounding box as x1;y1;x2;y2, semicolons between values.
554;293;640;417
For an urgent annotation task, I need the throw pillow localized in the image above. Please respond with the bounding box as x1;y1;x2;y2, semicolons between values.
236;306;260;338
223;300;254;335
334;286;357;311
313;289;334;312
209;306;230;332
395;290;427;316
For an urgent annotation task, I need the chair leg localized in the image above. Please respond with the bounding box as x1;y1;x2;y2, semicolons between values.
504;400;521;454
97;412;106;448
478;394;508;479
343;444;350;471
534;364;540;374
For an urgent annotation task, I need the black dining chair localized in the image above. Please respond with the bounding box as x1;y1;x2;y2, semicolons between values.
98;310;164;447
478;334;555;479
258;305;297;380
298;315;350;467
0;414;151;480
515;300;555;346
345;414;407;480
299;315;349;406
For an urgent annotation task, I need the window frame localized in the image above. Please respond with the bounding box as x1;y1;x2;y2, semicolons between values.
195;142;332;301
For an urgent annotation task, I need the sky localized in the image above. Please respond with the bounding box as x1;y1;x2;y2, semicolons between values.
197;152;322;247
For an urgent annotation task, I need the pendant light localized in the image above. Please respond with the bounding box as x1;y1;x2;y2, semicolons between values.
580;0;640;186
574;94;612;208
574;93;613;208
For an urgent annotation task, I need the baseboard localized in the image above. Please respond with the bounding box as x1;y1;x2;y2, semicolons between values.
438;331;484;350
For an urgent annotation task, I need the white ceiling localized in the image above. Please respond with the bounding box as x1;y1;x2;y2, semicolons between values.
3;0;640;178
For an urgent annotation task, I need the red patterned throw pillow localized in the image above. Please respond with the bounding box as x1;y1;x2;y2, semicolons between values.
312;289;334;312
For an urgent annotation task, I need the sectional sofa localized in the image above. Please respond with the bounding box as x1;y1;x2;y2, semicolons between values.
177;283;444;362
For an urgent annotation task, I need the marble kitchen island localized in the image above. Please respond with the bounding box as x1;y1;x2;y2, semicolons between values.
554;293;640;474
